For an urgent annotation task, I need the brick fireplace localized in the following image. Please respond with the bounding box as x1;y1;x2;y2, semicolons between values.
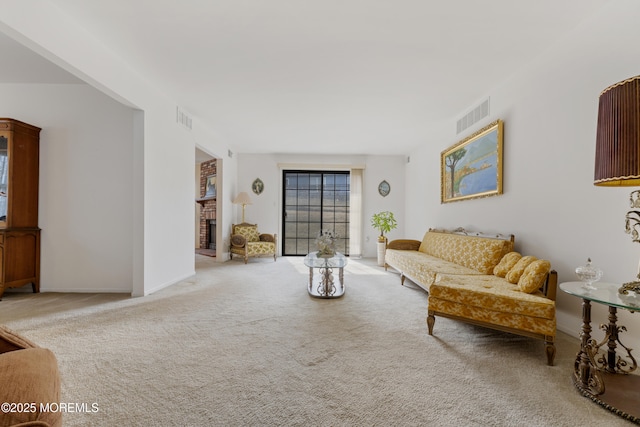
198;159;217;251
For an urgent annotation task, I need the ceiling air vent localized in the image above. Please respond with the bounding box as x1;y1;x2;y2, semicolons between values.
456;98;490;134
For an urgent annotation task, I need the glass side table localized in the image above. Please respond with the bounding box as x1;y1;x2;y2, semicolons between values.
560;281;640;424
304;252;347;298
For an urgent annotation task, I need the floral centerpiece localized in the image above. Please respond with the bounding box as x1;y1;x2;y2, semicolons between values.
316;229;338;257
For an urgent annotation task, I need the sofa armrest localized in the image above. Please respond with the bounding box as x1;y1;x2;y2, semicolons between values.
386;239;421;251
0;347;61;427
0;326;38;354
542;270;558;301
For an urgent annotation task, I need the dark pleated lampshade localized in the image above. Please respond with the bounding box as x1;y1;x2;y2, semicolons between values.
594;75;640;186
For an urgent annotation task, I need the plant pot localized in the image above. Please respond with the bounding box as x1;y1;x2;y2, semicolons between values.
377;239;387;267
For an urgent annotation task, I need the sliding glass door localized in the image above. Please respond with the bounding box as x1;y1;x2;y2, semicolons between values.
283;171;350;256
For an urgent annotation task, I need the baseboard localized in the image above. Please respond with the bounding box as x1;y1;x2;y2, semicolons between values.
38;287;132;294
142;271;195;296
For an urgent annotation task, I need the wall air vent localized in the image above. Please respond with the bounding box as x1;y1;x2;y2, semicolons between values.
456;98;490;134
176;106;192;130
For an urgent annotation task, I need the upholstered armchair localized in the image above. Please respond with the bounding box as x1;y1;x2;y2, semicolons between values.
230;223;277;264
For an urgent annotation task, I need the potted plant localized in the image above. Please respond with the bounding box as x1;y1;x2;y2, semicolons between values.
371;211;398;266
371;211;398;242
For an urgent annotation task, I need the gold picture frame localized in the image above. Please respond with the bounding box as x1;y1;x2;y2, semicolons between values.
441;120;504;203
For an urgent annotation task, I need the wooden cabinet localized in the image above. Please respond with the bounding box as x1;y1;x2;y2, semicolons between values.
0;119;41;300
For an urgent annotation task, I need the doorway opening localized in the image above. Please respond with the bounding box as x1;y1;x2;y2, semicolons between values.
195;151;218;257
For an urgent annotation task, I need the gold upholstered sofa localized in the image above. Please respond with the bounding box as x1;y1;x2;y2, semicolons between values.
230;223;277;264
384;228;558;366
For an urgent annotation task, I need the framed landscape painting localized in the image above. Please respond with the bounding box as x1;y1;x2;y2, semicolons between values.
441;120;504;203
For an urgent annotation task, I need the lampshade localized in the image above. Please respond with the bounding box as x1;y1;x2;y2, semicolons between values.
232;192;252;205
594;75;640;186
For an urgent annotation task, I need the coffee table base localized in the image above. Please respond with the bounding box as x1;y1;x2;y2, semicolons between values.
572;372;640;424
307;265;345;299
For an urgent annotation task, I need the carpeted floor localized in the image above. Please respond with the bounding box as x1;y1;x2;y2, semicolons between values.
0;256;634;426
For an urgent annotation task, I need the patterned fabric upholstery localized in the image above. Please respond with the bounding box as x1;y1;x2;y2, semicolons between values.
518;260;551;293
418;231;513;274
506;255;537;284
235;225;260;242
385;249;481;291
246;241;276;256
493;252;522;277
431;274;555;327
430;273;556;337
230;223;277;264
385;229;556;364
428;297;555;336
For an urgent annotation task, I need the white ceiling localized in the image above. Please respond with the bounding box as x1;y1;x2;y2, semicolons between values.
2;0;610;155
0;32;82;84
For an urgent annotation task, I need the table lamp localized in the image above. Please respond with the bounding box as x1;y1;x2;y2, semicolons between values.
232;191;252;223
594;75;640;295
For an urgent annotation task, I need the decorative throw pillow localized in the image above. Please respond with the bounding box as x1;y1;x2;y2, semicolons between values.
506;255;537;284
235;225;259;242
231;234;246;247
518;260;551;293
493;252;522;277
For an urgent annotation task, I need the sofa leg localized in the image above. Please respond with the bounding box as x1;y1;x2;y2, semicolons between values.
400;274;406;286
545;336;556;366
427;312;435;335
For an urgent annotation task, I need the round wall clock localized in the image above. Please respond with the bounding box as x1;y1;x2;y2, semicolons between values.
252;178;264;195
378;180;390;197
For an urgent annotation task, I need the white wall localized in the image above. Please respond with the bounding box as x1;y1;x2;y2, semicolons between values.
0;84;134;292
361;155;406;252
0;0;236;295
237;153;405;258
406;0;640;351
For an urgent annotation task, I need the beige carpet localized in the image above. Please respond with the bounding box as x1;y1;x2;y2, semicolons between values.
0;256;634;426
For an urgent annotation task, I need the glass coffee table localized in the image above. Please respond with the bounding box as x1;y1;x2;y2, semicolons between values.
304;252;347;298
